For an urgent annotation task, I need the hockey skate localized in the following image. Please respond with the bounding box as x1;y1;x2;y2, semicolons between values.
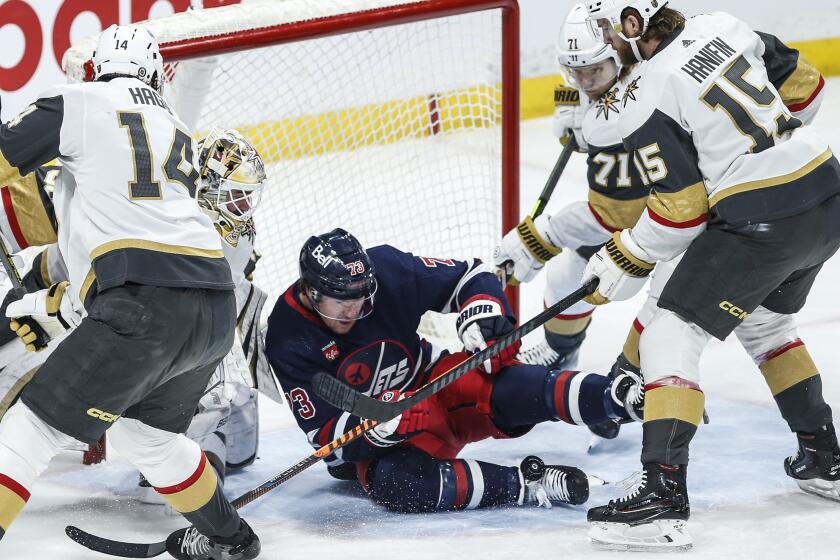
517;338;580;371
518;455;597;508
587;463;692;552
166;519;260;560
784;426;840;502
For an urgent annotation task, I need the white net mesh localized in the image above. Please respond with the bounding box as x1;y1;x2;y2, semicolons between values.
64;0;513;349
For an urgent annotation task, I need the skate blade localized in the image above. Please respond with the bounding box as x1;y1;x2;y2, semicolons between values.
797;479;840;503
587;434;601;454
588;520;692;553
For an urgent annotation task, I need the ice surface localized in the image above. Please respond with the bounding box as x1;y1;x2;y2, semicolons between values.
4;80;840;560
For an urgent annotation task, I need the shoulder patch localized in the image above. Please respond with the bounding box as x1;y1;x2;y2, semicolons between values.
622;77;641;107
554;86;580;106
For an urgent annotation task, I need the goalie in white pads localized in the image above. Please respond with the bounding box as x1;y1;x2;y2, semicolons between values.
579;1;839;551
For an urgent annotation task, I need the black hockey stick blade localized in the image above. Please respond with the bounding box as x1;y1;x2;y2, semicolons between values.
313;278;599;421
65;525;167;558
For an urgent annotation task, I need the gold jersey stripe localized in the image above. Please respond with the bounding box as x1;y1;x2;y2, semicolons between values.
760;345;819;396
588;190;649;231
644;385;705;426
778;57;823;107
89;239;225;261
709;148;834;208
647;181;708;224
6;172;57;248
0;150;23;188
160;460;219;514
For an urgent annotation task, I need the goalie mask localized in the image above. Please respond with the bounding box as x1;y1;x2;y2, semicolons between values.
92;24;164;93
196;128;266;244
299;229;377;323
558;3;620;98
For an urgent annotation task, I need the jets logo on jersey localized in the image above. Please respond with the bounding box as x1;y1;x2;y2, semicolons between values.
596;87;621;121
344;362;371;385
622;77;641;107
322;341;340;362
337;340;416;394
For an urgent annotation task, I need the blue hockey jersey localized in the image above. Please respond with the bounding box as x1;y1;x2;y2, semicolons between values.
265;244;514;466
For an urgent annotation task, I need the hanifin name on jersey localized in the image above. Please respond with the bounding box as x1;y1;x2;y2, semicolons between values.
128;86;172;114
680;37;738;83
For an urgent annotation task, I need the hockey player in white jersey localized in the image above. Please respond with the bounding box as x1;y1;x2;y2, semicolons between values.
579;1;840;551
0;25;260;559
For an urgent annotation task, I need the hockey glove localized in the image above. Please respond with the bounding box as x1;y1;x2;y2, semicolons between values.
493;214;561;286
582;230;653;305
6;281;82;351
456;297;520;375
552;87;589;151
364;390;430;447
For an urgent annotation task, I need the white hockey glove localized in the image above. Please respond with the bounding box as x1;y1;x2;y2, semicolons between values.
493;214;561;285
364;390;430;447
582;231;654;305
6;281;82;351
552;88;589;151
456;297;520;375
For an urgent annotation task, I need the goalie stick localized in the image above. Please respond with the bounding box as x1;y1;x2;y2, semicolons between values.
64;280;597;558
312;278;598;421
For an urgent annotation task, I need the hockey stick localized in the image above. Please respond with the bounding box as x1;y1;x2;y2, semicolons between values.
312;277;598;421
64;280;597;558
500;136;578;288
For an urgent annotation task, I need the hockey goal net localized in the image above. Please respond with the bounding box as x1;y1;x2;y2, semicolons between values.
63;0;519;365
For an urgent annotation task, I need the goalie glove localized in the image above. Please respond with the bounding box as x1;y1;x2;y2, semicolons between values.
6;281;82;351
493;214;561;286
364;390;430;447
456;296;520;375
582;230;653;305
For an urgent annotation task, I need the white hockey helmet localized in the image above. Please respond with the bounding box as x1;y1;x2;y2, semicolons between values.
92;24;164;92
585;0;668;60
558;4;620;97
196;128;266;238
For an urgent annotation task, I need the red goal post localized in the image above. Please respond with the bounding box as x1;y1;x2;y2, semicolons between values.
64;0;520;350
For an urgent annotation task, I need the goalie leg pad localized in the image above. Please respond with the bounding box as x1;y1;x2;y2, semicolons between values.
222;388;258;470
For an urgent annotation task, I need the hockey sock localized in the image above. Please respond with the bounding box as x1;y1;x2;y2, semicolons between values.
108;418;240;538
154;452;240;538
544;310;591;355
491;364;623;428
641;376;705;465
758;340;832;433
621;318;644;369
369;447;519;512
0;403;73;539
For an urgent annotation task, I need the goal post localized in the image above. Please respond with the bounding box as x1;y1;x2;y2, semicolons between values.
64;0;520;350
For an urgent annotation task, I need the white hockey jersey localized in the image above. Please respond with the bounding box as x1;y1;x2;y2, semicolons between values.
0;77;232;307
544;76;649;251
617;12;839;263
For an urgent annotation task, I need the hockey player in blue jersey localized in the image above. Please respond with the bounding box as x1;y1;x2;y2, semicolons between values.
266;229;644;513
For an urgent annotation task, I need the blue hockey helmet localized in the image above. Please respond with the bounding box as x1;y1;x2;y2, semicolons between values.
299;228;377;320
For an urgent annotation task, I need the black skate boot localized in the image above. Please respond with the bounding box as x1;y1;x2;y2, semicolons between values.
517;455;593;508
587;463;692;552
784;424;840;502
588;355;643;447
166;519;260;560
